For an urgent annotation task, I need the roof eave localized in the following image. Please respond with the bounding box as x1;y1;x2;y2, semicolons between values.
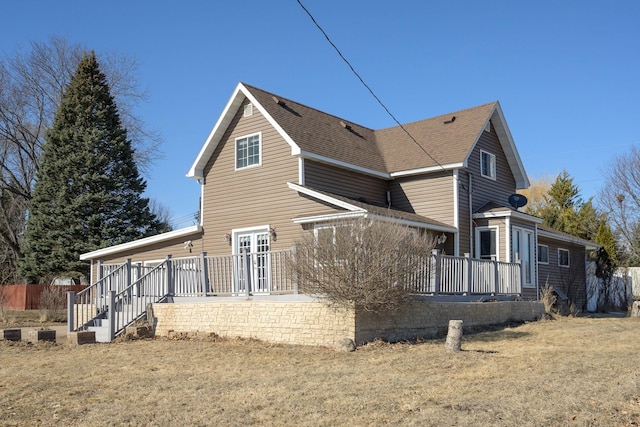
537;228;600;250
186;83;302;180
79;225;203;260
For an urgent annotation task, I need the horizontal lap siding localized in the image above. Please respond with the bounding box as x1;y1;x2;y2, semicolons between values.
94;234;204;265
537;236;587;309
304;161;387;204
201;100;342;255
458;170;471;256
469;128;517;211
388;171;454;226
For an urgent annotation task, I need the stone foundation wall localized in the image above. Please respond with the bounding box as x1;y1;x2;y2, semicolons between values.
355;300;544;344
150;300;544;347
151;301;355;346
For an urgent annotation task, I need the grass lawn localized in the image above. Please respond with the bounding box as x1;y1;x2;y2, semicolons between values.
1;314;639;426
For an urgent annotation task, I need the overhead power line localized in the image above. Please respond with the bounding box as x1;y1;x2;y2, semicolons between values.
295;0;446;171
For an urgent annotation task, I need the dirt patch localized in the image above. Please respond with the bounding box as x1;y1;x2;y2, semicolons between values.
1;316;640;425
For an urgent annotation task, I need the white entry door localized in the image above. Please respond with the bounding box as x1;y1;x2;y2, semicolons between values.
234;229;270;294
512;227;534;289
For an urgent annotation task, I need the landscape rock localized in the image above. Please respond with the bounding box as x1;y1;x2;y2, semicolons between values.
335;337;356;352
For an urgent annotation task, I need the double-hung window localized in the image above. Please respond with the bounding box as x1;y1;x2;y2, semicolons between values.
480;150;496;180
558;248;570;268
235;133;261;169
537;244;549;264
476;227;498;261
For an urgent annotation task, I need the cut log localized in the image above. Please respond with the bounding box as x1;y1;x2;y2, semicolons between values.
631;301;640;317
445;320;463;351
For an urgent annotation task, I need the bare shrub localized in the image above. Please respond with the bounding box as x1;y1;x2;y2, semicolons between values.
290;218;437;314
39;285;67;322
540;282;557;315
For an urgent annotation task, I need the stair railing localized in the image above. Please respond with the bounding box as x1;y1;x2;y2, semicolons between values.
105;256;172;340
67;260;130;333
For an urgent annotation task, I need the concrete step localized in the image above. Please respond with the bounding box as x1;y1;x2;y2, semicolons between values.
87;325;111;343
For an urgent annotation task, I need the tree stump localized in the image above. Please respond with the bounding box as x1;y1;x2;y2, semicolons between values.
445;320;463;351
631;301;640;317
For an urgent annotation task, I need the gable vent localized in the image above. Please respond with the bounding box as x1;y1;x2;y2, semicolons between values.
243;103;253;117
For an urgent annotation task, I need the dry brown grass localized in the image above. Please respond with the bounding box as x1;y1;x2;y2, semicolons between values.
1;316;640;426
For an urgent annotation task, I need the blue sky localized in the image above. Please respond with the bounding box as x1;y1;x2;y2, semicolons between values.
2;1;638;228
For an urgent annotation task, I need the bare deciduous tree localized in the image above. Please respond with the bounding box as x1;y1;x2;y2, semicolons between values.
599;145;640;266
290;218;437;314
0;36;161;283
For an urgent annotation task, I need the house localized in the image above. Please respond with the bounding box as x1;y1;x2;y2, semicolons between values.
73;82;595;343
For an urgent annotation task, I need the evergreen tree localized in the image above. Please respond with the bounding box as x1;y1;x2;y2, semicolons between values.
533;170;600;241
20;52;167;283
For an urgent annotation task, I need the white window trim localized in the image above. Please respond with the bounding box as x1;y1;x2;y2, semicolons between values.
231;225;270;254
480;150;496;180
475;225;499;261
538;244;549;264
558;248;570;268
235;132;262;170
513;226;535;288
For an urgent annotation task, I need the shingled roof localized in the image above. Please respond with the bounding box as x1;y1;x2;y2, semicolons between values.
188;83;528;187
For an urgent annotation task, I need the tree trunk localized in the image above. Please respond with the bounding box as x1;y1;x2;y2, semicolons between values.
445;319;463;351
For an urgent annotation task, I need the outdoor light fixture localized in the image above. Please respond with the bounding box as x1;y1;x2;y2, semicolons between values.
437;233;447;245
269;226;277;241
224;232;232;245
183;240;193;253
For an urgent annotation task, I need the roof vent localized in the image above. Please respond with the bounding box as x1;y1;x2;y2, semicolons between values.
272;96;286;106
339;121;352;130
443;116;456;124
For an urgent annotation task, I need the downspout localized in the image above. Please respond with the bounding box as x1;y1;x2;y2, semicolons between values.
535;224;540;300
298;157;305;186
468;173;473;257
453;170;460;256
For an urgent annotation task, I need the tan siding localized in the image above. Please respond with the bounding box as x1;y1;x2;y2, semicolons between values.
304;161;387;204
96;234;204;265
388;171;455;226
469;128;517;211
200;99;344;255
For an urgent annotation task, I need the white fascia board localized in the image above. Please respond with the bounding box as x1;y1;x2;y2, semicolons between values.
287;182;365;211
389;162;464;178
473;210;543;224
292;211;457;233
297;151;390;179
537;228;600;250
79;225;203;260
365;213;458;233
186;83;301;179
187;84;245;179
292;211;367;224
242;85;300;154
490;103;530;189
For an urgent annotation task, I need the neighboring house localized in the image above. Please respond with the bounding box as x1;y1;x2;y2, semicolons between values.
75;83;596;341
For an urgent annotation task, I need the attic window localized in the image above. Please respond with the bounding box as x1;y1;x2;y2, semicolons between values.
243;103;253;117
235;132;261;169
480;150;496;180
484;121;491;133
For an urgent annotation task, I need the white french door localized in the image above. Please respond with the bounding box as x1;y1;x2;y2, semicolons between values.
233;228;270;294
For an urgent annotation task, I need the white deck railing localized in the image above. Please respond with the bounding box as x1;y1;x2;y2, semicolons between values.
69;250;521;339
